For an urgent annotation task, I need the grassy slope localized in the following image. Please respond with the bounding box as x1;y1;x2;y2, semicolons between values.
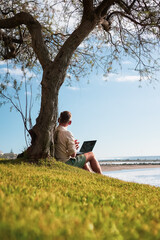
0;158;160;240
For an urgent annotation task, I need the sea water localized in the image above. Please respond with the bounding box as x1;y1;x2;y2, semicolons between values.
103;168;160;187
99;156;160;187
99;155;160;165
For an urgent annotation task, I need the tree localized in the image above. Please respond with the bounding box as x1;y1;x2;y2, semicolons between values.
0;0;159;159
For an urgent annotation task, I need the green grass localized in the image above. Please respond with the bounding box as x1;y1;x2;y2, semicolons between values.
0;158;160;240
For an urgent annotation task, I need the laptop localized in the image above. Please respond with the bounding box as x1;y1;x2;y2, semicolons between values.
76;140;97;155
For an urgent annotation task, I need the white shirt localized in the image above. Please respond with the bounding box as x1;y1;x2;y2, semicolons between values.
54;125;76;162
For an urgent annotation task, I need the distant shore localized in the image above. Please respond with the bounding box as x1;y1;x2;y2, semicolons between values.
101;164;160;172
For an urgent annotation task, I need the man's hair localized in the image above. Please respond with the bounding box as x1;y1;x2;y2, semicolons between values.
59;111;72;124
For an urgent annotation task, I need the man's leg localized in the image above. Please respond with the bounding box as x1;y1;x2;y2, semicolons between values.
84;152;102;174
83;163;92;172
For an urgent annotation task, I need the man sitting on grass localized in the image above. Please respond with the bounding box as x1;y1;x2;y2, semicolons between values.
54;111;102;174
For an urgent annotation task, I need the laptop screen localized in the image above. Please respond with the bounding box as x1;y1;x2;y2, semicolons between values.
79;140;97;153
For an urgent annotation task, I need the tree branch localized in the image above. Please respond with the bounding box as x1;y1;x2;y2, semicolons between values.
0;91;29;133
0;29;24;59
107;10;159;27
81;0;94;21
83;0;93;15
0;12;50;69
0;29;23;44
129;0;137;9
115;0;131;14
95;0;115;17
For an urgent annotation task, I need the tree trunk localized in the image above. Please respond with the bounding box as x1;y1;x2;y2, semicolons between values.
26;16;98;159
27;63;62;159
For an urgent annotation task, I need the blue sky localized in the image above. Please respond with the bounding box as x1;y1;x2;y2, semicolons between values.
0;59;160;159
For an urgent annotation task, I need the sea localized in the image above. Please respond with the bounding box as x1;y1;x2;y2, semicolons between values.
99;156;160;187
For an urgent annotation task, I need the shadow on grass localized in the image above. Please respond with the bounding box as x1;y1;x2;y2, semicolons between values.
0;157;57;168
0;158;32;165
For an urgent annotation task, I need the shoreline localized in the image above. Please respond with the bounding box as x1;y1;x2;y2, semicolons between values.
101;164;160;172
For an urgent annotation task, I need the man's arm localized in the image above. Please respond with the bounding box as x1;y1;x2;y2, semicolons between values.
67;133;79;158
70;140;80;157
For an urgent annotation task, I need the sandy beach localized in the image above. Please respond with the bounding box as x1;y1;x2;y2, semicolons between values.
101;164;160;172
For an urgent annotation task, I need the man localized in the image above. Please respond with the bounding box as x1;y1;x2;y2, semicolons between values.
54;111;102;174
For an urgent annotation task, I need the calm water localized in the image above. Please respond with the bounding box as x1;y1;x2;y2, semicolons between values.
103;168;160;187
99;155;160;165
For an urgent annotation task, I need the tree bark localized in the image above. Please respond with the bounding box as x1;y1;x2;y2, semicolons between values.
27;64;59;159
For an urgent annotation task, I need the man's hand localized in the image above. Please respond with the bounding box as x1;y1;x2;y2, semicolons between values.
75;139;79;150
71;139;79;158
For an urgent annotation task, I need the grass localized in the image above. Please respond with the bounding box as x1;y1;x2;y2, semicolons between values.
0;158;160;240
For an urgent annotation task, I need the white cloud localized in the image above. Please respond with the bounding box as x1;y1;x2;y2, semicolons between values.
67;86;80;91
102;73;117;81
102;73;141;83
0;61;6;66
1;67;35;78
116;75;140;82
122;60;132;65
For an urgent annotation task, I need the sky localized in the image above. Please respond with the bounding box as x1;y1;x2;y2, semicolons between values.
1;59;160;160
1;1;160;160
